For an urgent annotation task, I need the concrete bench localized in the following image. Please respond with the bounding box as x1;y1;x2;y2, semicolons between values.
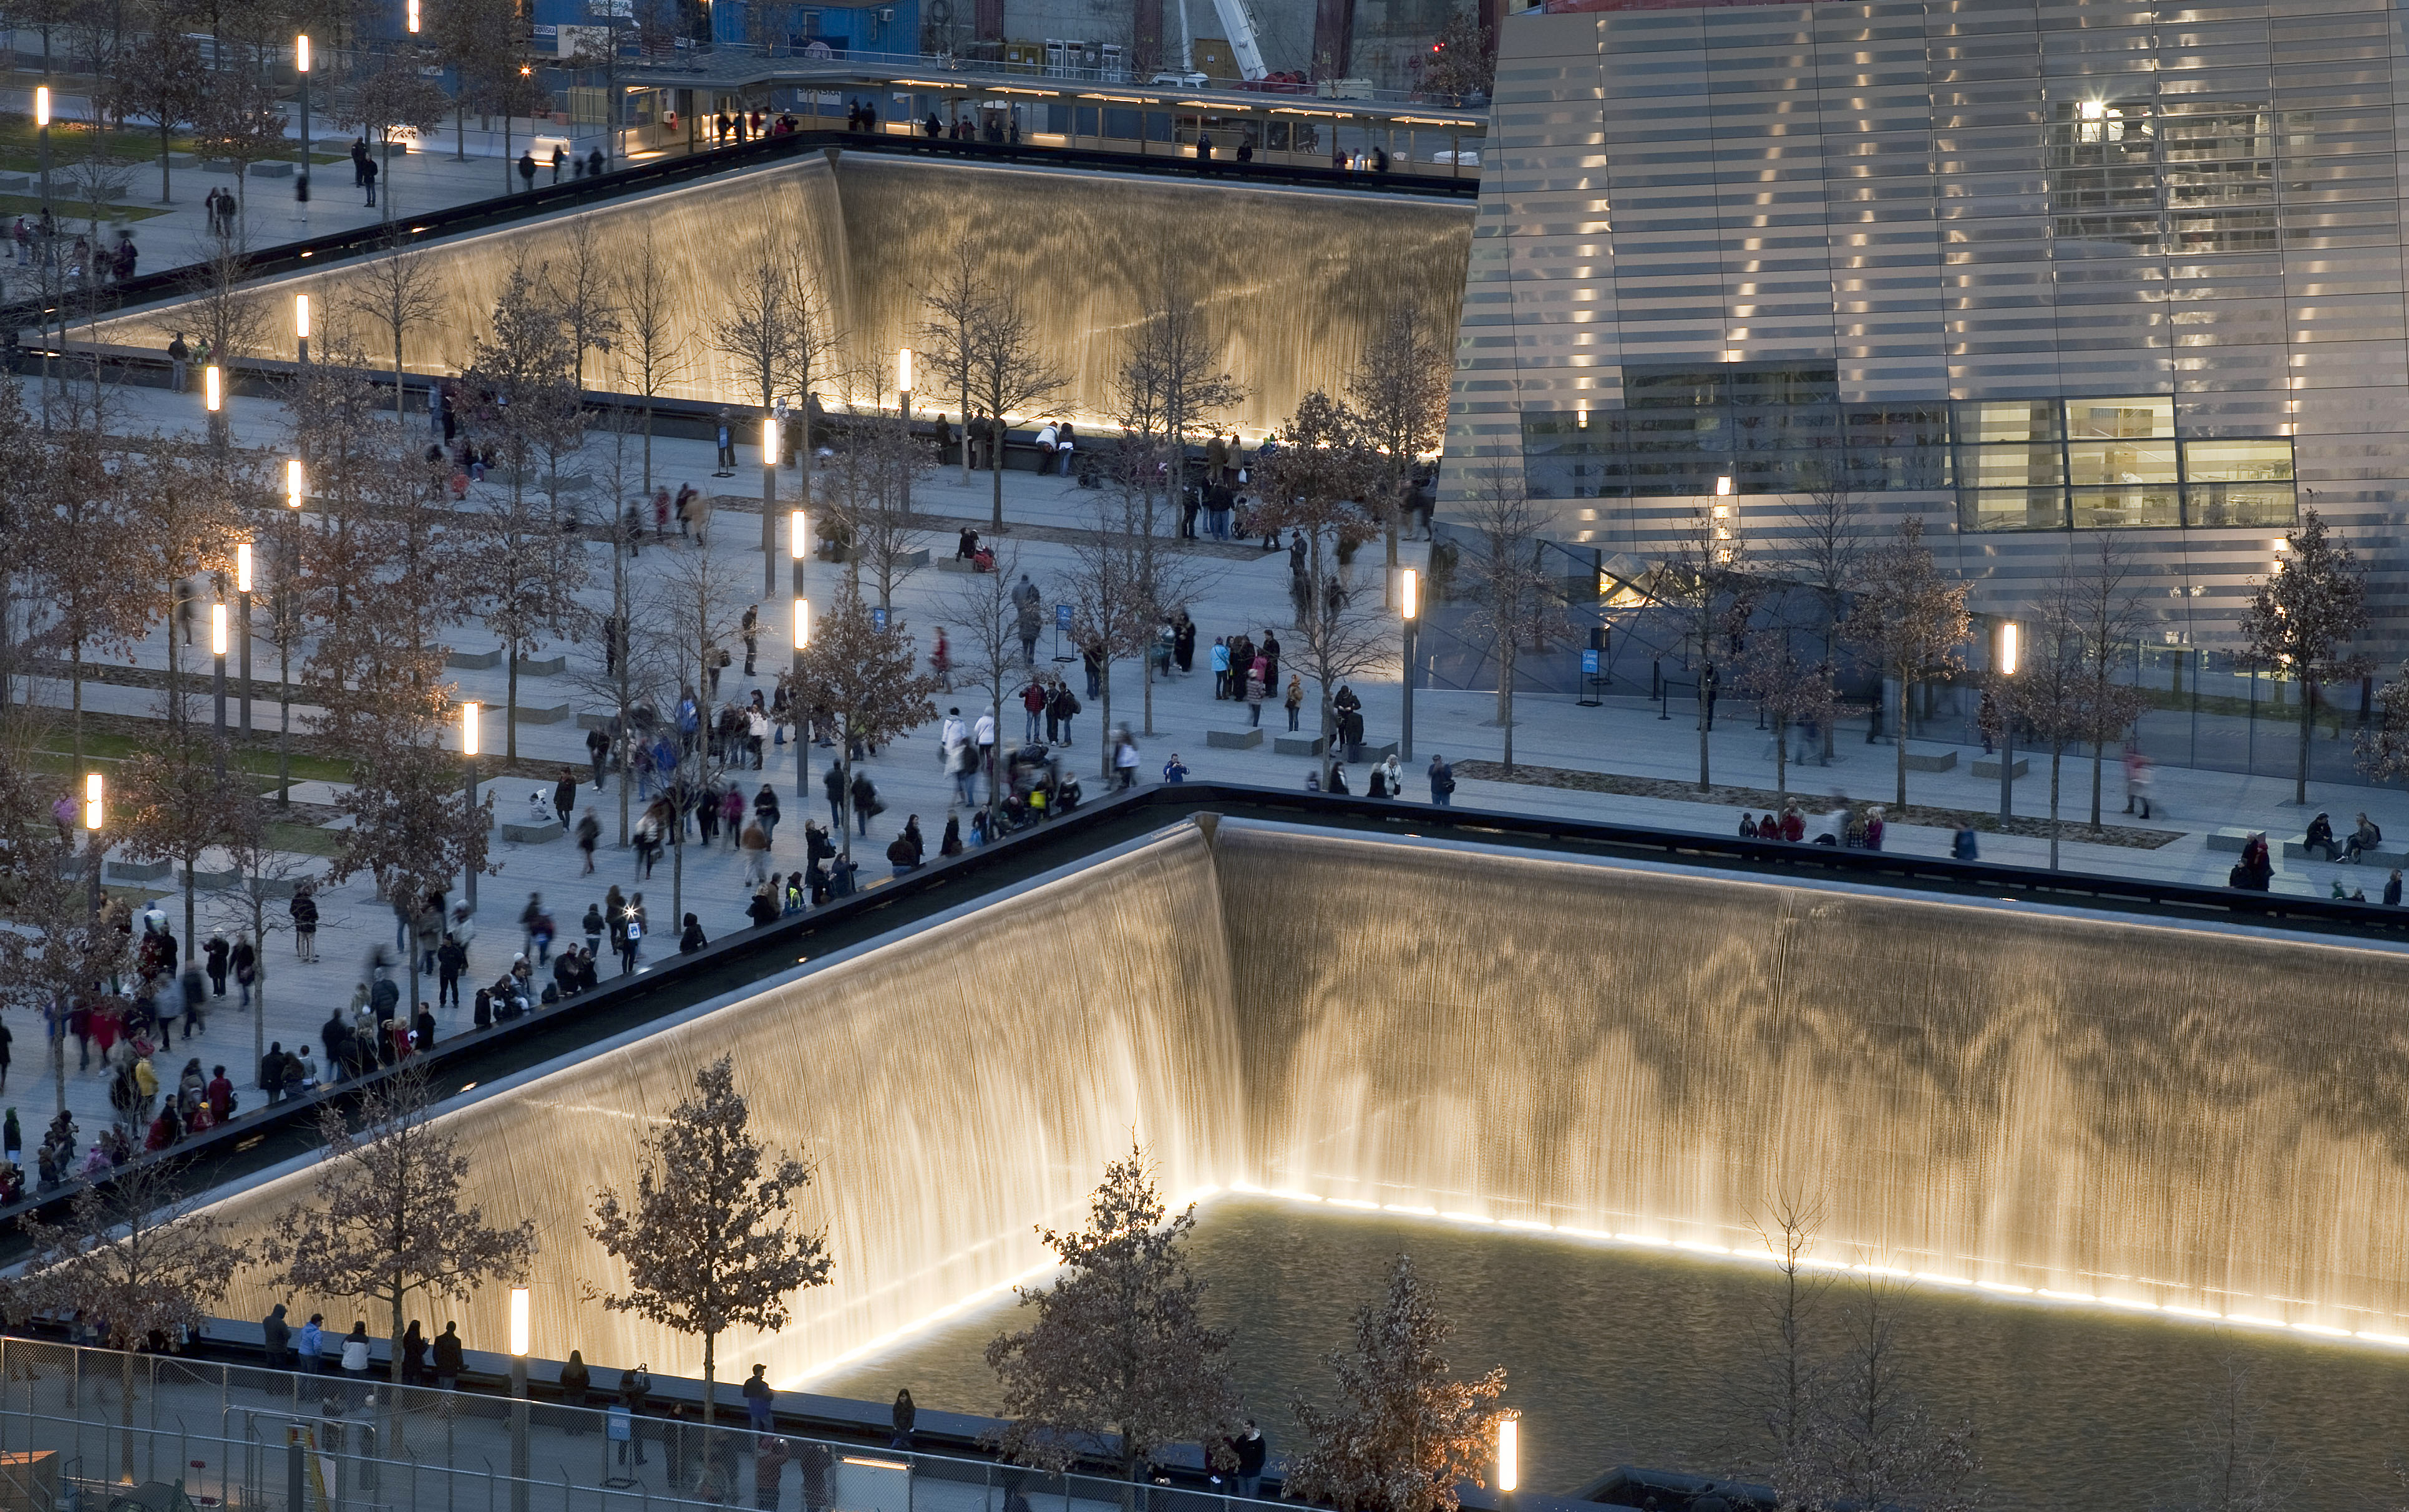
2207;827;2256;853
1972;756;2028;780
248;160;294;178
517;702;573;725
166;152;198;169
935;555;985;574
1901;750;1959;773
893;548;931;571
1340;740;1399;764
1207;728;1263;749
577;712;613;731
2280;839;2407;866
1274;734;1327;757
0;173;32;193
512;654;568;677
500;822;563;845
191;867;240;891
105;860;171;884
447;648;504;671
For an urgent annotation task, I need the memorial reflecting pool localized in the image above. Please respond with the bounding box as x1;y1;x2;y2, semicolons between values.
820;1195;2409;1511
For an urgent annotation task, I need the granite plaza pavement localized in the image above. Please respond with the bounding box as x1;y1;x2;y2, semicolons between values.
9;377;2391;1141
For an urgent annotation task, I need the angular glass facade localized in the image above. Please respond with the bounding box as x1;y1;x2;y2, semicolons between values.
1444;0;2408;647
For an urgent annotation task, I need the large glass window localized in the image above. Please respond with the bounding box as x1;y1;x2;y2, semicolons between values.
2046;99;2290;254
1950;394;2292;531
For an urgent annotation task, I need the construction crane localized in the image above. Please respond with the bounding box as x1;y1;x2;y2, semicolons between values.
1209;0;1269;80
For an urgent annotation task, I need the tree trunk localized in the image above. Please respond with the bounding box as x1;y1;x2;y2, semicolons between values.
394;337;406;426
701;1330;716;1429
158;123;171;201
2297;679;2315;806
1696;692;1710;794
1141;652;1154;738
1893;673;1909;809
183;860;197;960
671;803;684;930
2050;745;2063;870
1774;717;1788;806
505;648;520;762
250;887;266;1075
454;102;465;162
2090;732;2105;831
71;636;84;768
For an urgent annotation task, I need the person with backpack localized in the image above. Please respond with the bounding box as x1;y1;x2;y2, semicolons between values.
1427;754;1456;807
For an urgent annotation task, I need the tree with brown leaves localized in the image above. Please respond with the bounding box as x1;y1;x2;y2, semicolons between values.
1452;466;1563;774
2241;506;2368;807
1284;1254;1509;1512
588;1054;832;1429
1254;392;1388;784
1347;305;1451;602
781;586;939;862
273;1067;538;1395
986;1142;1241;1483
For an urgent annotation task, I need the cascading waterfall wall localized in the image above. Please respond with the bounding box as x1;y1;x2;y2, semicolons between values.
200;826;1243;1385
193;820;2409;1382
96;156;1471;435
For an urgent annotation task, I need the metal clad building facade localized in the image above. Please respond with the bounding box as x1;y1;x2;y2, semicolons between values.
1442;0;2409;647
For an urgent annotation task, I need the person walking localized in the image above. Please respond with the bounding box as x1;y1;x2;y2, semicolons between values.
555;768;578;833
1049;682;1080;747
741;819;772;888
577;810;601;875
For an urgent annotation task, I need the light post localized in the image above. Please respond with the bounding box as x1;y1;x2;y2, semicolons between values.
33;84;49;218
236;542;254;735
1995;619;2018;823
294;292;310;366
279;460;302;808
1497;1416;1519;1496
792;510;810;802
897;347;914;519
294;34;311;218
83;773;104;920
461;702;481;911
211;601;230;778
761;414;780;598
204;362;226;448
508;1286;530;1512
1399;566;1418;762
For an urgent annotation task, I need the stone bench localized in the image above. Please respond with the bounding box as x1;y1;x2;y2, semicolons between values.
577;712;614;731
512;654;568;677
1207;728;1263;749
517;702;573;725
1972;756;2028;780
935;555;984;574
1901;749;1959;773
248;160;294;178
1273;734;1326;757
190;867;241;891
0;173;32;193
1338;740;1399;764
105;860;171;884
2282;838;2405;866
893;548;930;571
500;821;563;845
2207;827;2256;853
446;648;504;671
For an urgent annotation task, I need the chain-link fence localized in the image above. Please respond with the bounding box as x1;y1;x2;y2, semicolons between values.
0;1340;1273;1512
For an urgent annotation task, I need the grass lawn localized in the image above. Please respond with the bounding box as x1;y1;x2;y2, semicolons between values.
0;119;345;176
0;193;168;222
24;725;356;800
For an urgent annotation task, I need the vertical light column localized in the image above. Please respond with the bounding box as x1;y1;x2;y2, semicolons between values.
236;543;254;735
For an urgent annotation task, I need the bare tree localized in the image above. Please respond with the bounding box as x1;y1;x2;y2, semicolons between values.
2059;533;2153;830
986;1141;1242;1483
1658;499;1745;792
324;714;494;1015
30;420;150;765
611;226;691;495
824;359;932;614
107;24;205;203
713;240;839;580
463;256;579;510
1255;391;1388;783
1453;465;1564;773
1786;1278;1978;1512
190;65;287;224
781;586;939;864
942;542;1025;832
1283;1254;1510;1512
1056;490;1157;779
2154;1356;2294;1512
553;216;623;394
968;280;1071;531
272;1067;538;1415
1842;518;1970;810
454;489;593;761
1347;304;1450;602
333;59;449;224
1730;594;1839;810
342;235;447;425
1780;480;1873;763
431;0;517;162
641;546;750;926
917;244;986;487
15;1161;253;1481
1741;1191;1831;1496
2239;505;2367;808
1111;266;1242;541
116;724;254;958
588;1054;833;1429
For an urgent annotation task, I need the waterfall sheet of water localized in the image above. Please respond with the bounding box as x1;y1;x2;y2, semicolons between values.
94;156;1473;437
191;818;2409;1390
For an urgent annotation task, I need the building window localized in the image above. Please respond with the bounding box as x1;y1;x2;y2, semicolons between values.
1952;395;2294;531
2047;98;2289;255
1521;362;1949;501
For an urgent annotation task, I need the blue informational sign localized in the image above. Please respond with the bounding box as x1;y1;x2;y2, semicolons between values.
1581;648;1600;676
871;607;888;631
1056;603;1073;631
